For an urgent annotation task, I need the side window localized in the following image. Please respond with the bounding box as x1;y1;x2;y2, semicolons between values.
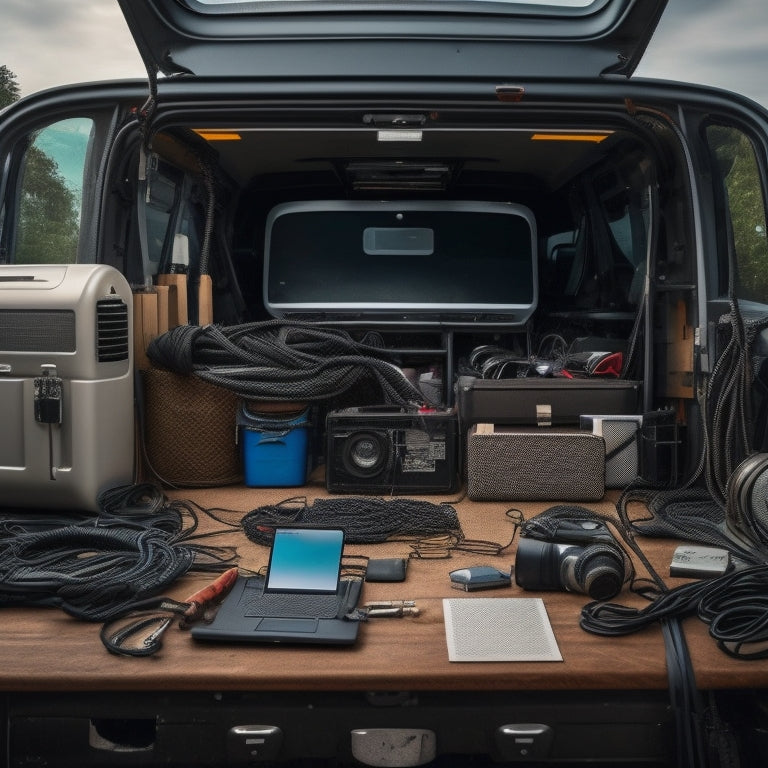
141;157;204;276
706;124;768;303
13;117;94;264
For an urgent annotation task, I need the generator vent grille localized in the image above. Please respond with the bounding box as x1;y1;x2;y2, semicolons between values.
96;297;129;362
0;309;75;353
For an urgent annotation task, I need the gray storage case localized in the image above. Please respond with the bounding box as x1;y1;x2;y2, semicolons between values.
0;264;134;511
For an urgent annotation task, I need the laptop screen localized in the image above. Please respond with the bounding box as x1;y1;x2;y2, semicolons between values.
265;528;345;594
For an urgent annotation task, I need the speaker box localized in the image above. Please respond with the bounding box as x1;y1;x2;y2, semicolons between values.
466;425;605;501
326;406;459;494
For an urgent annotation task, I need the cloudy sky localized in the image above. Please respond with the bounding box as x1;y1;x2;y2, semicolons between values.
1;0;767;109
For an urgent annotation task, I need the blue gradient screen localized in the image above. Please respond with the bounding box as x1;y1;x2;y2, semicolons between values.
266;528;344;593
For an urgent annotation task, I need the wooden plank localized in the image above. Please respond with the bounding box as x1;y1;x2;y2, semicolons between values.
156;273;188;328
198;274;213;326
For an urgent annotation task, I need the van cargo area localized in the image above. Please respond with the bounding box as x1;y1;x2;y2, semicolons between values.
3;24;768;762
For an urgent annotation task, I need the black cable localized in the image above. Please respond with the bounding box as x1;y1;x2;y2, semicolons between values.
662;618;710;768
617;484;765;566
242;495;463;546
197;154;216;278
0;525;194;621
0;484;240;622
581;562;768;662
698;564;768;659
146;320;425;406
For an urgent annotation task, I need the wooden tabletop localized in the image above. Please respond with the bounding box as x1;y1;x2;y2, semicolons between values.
0;483;763;693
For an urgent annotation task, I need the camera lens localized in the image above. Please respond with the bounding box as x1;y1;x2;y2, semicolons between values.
514;538;566;591
572;545;625;601
342;431;387;477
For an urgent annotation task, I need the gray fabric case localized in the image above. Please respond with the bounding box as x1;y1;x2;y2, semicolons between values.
466;425;605;501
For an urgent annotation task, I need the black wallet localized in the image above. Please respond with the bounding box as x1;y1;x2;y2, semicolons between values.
365;557;408;582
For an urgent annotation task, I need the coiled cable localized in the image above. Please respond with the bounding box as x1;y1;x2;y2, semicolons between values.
146;321;425;405
0;524;194;621
581;562;768;660
0;484;238;622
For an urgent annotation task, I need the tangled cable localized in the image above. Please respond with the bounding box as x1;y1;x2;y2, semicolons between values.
0;524;194;622
146;321;424;405
617;485;765;566
580;562;768;660
704;310;768;507
0;484;238;622
242;496;463;547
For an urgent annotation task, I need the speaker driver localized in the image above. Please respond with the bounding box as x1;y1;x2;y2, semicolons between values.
342;431;389;478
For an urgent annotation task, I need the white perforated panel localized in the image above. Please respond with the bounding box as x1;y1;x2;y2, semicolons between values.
443;598;562;662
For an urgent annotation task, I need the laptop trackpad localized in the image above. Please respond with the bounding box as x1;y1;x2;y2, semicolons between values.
257;618;319;633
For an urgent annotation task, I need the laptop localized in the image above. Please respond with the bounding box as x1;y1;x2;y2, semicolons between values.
191;527;363;645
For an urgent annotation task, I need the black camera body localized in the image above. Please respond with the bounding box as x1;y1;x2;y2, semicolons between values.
514;518;627;601
326;406;459;495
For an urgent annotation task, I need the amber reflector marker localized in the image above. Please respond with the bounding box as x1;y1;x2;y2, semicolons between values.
193;130;242;141
531;132;612;143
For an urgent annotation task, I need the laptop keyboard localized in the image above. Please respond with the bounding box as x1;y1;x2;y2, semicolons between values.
242;578;348;619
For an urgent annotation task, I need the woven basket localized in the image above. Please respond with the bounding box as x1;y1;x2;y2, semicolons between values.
141;367;242;487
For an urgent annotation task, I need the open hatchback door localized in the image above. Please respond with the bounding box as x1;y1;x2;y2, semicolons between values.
118;0;668;79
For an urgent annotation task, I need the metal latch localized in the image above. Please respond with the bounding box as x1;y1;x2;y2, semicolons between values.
494;724;554;761
34;364;63;480
226;725;283;764
536;403;552;427
34;364;63;424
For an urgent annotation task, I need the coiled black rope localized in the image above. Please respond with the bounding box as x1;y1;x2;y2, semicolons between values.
0;484;239;622
0;524;194;622
146;321;425;405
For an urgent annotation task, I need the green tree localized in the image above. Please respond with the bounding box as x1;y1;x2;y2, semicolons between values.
1;67;83;263
0;64;21;108
15;143;80;264
710;127;768;302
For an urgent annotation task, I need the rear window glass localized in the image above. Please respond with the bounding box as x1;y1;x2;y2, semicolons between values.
186;0;601;12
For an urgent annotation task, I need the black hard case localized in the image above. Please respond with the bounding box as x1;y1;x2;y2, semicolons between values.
456;375;641;427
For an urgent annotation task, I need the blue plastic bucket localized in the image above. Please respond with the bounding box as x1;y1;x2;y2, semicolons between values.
237;403;310;487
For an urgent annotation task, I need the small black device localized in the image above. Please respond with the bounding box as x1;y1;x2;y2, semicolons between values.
326;406;459;494
365;558;409;583
449;565;511;591
515;519;627;601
